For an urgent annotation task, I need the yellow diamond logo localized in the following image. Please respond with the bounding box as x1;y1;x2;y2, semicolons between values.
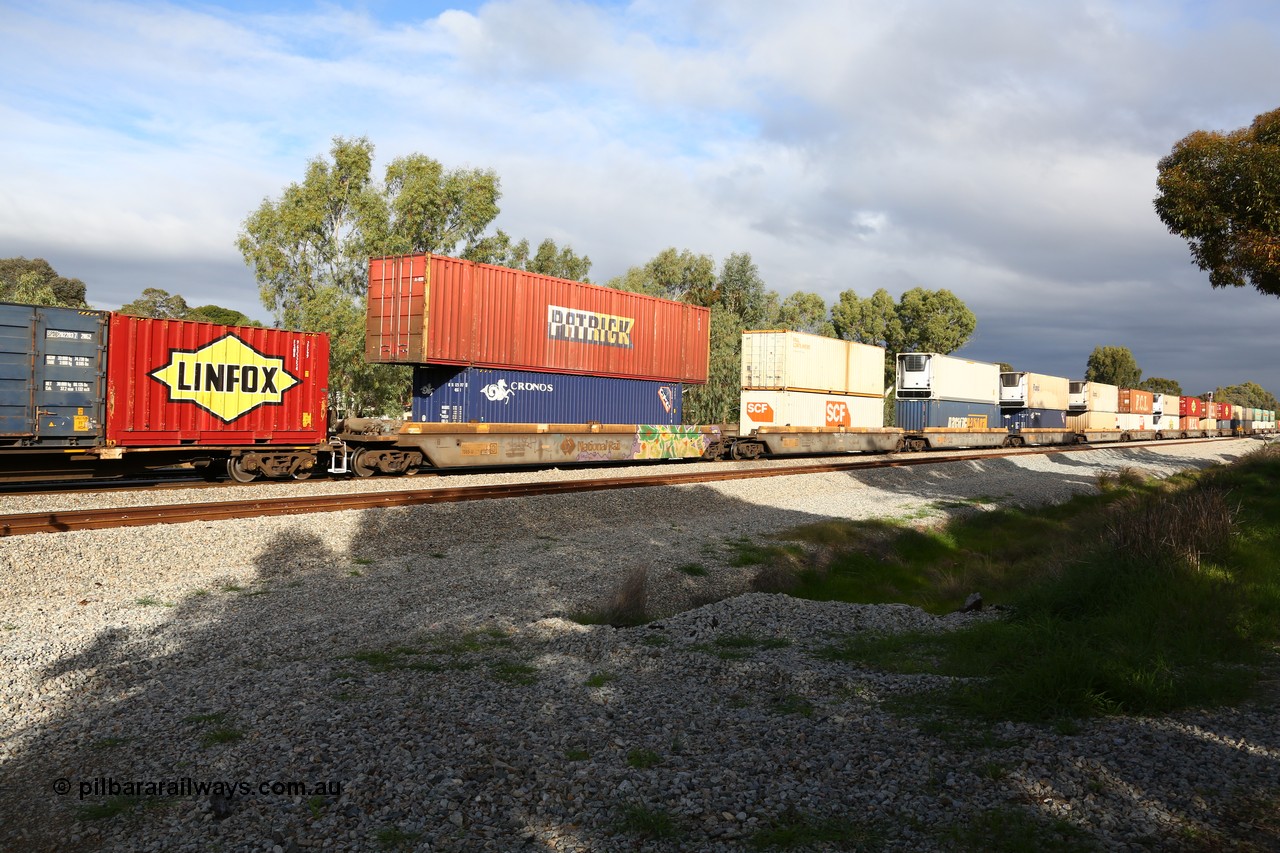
149;334;299;423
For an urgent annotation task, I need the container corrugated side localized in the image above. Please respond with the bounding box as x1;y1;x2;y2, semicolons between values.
105;315;329;446
366;254;710;384
1198;417;1218;430
1118;388;1154;414
894;400;1002;430
1179;416;1201;431
1002;408;1068;430
1117;413;1151;431
895;353;1000;404
1152;393;1175;417
740;331;884;396
741;390;883;429
411;366;682;425
1067;411;1119;431
999;372;1070;410
0;302;107;445
1154;413;1180;432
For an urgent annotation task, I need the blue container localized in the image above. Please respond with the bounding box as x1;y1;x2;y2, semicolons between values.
1002;408;1068;431
411;366;683;425
0;302;106;446
895;399;1002;431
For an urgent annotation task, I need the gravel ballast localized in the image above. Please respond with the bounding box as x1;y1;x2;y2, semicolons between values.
1;438;1276;851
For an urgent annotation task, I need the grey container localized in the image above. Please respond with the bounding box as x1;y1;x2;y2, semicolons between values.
0;302;106;447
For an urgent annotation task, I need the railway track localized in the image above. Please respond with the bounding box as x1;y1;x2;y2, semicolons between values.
0;436;1243;537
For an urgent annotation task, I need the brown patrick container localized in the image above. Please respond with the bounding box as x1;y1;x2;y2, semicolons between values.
1118;388;1154;415
366;254;710;384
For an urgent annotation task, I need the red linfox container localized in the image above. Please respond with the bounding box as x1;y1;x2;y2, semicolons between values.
1117;388;1153;415
106;314;329;447
366;254;710;384
1179;396;1206;417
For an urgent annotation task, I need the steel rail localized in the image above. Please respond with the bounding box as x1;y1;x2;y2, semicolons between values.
0;437;1240;537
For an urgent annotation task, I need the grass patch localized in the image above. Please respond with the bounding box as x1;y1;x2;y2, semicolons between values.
134;596;167;607
570;567;652;627
489;660;538;685
769;694;815;717
90;737;131;750
939;806;1098;852
374;826;422;850
676;563;709;577
789;452;1280;721
564;748;591;761
749;808;882;850
74;796;136;821
200;727;244;747
616;804;680;840
584;671;616;688
343;629;519;676
691;633;792;660
626;748;661;769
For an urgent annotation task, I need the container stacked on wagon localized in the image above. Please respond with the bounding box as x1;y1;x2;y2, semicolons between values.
352;253;716;471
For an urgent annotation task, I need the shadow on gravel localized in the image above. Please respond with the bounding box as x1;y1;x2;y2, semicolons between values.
1;452;1276;852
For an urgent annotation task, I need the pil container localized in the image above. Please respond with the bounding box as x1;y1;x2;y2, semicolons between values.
895;353;999;404
1002;408;1068;431
1069;381;1119;412
1117;413;1151;431
740;331;885;396
1179;416;1201;432
1118;388;1154;415
1179;396;1207;417
0;302;107;447
1000;372;1070;410
366;254;710;384
105;314;329;447
895;399;1002;431
741;390;883;429
411;366;682;425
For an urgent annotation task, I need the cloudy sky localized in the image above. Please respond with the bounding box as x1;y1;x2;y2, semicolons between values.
3;0;1279;396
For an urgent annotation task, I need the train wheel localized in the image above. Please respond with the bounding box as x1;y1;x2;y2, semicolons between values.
227;456;258;483
351;448;377;478
292;469;313;481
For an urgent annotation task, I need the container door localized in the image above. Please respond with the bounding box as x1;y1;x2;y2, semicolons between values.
0;304;37;439
32;308;105;444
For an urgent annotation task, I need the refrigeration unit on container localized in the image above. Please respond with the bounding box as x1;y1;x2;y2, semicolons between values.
1000;372;1070;410
740;331;885;396
1067;411;1119;431
895;399;1003;431
105;314;329;447
0;302;107;448
411;366;682;426
895;353;1000;404
366;253;710;384
741;390;884;429
1002;408;1068;431
1179;396;1207;417
1154;413;1181;433
1118;388;1154;415
1069;381;1119;412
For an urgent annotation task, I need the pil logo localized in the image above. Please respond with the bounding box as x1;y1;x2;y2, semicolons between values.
148;334;299;423
825;401;852;428
744;401;774;423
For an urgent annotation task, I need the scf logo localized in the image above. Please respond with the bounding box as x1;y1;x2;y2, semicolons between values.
825;401;851;427
744;401;774;423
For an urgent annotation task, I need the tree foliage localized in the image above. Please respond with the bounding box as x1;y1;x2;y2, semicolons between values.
682;307;745;425
1084;346;1142;388
831;287;975;355
1154;108;1280;297
118;288;262;326
1207;381;1278;411
238;136;587;416
774;291;835;336
463;233;591;281
1138;376;1182;396
0;257;88;307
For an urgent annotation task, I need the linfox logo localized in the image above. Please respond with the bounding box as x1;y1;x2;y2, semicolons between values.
825;401;852;428
745;401;774;423
547;305;635;349
480;378;555;403
148;334;298;423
